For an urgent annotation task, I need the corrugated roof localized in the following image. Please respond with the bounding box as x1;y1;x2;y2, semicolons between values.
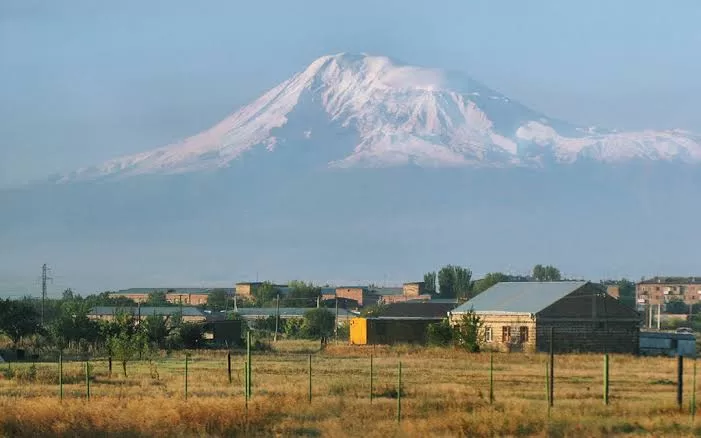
113;288;233;295
89;306;205;317
370;287;404;296
451;281;588;315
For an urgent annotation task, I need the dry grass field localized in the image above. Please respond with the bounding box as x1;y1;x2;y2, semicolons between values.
0;341;699;437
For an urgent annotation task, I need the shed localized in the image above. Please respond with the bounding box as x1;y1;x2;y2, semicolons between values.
639;331;696;357
203;319;244;348
450;281;641;354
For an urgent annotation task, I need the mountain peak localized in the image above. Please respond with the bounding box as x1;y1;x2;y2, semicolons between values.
58;54;701;183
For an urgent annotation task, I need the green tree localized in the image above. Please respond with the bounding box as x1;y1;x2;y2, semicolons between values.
252;282;280;307
532;265;562;282
472;273;508;295
360;304;387;317
0;299;42;347
62;288;76;301
666;299;688;314
147;290;168;306
284;281;321;307
301;308;335;340
206;289;229;310
109;331;149;377
453;310;483;352
178;323;204;349
438;265;473;299
616;279;636;309
427;319;453;346
49;300;99;350
142;314;171;349
423;272;437;295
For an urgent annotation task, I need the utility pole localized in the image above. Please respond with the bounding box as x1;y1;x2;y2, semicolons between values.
41;264;53;326
657;302;661;331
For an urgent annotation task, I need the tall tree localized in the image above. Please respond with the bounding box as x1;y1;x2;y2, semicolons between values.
252;282;280;307
49;300;99;350
423;272;437;295
284;281;321;307
532;265;561;282
147;290;168;306
438;265;473;299
206;289;229;310
472;272;508;295
0;299;42;347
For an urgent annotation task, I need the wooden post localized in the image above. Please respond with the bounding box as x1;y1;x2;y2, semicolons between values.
85;361;91;401
549;327;554;408
545;360;550;415
692;358;697;422
370;354;374;404
247;331;252;399
397;361;402;424
58;353;63;401
489;352;494;404
308;354;312;404
678;355;684;411
184;354;189;400
604;353;609;405
227;352;232;384
108;355;112;378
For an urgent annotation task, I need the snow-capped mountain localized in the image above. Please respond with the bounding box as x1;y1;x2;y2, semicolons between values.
60;53;701;182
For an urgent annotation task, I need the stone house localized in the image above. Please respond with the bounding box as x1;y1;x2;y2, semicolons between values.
450;281;640;354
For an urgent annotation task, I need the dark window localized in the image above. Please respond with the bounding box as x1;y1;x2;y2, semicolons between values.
519;326;529;343
502;326;511;343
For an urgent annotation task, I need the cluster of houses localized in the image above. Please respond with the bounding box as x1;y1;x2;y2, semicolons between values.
86;277;700;357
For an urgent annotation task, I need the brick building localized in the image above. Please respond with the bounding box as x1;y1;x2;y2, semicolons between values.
636;277;701;308
450;281;640;354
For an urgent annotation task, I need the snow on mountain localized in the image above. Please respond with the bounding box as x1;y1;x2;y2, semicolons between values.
60;53;701;182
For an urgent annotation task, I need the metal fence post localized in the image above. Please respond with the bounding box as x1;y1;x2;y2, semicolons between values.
227;352;232;384
678;355;685;411
370;354;374;404
308;354;312;404
489;352;494;404
184;354;189;400
85;361;91;401
247;332;252;399
397;361;402;424
59;353;63;401
604;353;609;405
692;358;697;423
549;327;554;408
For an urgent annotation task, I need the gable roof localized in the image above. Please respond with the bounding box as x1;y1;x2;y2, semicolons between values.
451;281;589;315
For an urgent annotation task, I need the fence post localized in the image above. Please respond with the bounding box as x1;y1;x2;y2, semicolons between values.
692;358;697;423
678;355;684;411
108;355;112;378
604;353;609;405
184;354;189;400
308;354;312;404
489;353;494;404
244;361;248;400
397;361;402;424
227;352;232;384
85;361;91;401
370;354;374;404
59;353;63;401
247;332;252;399
549;327;554;408
545;360;550;416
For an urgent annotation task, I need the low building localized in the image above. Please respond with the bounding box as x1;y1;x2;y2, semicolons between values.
450;281;641;354
636;277;701;307
639;331;696;357
88;306;207;323
349;302;457;345
109;288;233;305
235;283;289;300
233;307;356;327
202;320;244;347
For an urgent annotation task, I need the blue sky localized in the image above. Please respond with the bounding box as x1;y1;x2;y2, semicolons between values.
1;0;701;187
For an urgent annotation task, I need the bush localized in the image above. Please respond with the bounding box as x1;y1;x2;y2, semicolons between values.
427;320;453;346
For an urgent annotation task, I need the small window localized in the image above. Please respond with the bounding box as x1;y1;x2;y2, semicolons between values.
519;326;529;343
484;327;493;343
502;326;511;343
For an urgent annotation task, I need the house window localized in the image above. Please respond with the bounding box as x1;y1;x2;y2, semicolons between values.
502;326;511;343
519;326;529;343
484;327;493;343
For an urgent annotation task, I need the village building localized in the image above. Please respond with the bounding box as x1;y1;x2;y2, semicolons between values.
636;277;701;308
350;302;457;345
450;281;641;354
87;306;207;323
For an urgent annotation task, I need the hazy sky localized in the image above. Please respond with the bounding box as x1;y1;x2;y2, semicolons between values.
2;0;700;187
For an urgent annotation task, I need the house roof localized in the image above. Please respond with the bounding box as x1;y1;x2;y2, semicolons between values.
451;281;589;315
638;277;701;285
370;287;404;296
377;302;456;318
89;306;205;317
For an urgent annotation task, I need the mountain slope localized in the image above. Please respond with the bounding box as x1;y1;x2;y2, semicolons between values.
59;53;701;183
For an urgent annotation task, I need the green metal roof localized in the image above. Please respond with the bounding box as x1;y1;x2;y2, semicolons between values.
451;281;589;315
